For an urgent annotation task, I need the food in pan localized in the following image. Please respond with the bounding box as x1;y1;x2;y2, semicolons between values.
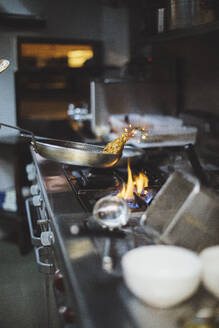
103;131;134;155
103;120;150;155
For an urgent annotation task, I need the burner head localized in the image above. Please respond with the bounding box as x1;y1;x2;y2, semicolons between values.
93;196;130;229
64;165;166;213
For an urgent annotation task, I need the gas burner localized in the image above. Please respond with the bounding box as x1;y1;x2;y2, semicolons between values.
129;189;154;209
63;165;167;213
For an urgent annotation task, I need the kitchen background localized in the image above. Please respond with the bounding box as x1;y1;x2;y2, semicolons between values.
1;0;219;195
0;0;129;192
0;1;219;328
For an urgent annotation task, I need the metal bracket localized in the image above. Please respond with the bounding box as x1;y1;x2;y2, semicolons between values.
34;246;55;274
25;197;41;246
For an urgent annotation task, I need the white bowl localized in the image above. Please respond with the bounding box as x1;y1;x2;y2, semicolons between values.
200;245;219;299
121;245;202;309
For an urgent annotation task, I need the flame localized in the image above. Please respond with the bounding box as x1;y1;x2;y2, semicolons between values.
117;160;149;199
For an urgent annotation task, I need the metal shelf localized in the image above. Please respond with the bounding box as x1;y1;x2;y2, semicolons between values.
145;20;219;43
0;13;46;28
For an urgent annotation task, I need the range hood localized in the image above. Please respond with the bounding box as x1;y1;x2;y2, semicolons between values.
0;0;46;28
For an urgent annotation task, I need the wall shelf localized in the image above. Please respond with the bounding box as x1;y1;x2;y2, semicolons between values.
0;13;46;29
145;20;219;43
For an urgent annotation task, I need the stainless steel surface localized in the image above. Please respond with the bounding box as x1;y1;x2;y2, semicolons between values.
157;8;166;33
106;126;197;148
67;103;93;138
90;80;178;138
141;170;198;233
34;138;120;168
29;149;133;328
40;231;55;247
67;103;91;122
0;122;37;146
102;238;113;272
26;196;55;274
141;170;219;252
107;113;197;148
25;197;41;246
168;0;216;30
45;273;51;328
27;148;219;328
95;110;197;148
30;184;40;196
0;122;120;168
161;185;219;252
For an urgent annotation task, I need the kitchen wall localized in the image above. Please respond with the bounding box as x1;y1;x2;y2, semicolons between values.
0;35;17;189
101;5;129;67
152;35;219;116
128;1;219;118
0;0;129;192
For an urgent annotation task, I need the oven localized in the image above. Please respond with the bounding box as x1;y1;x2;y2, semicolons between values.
15;37;103;140
25;136;219;328
25;157;83;327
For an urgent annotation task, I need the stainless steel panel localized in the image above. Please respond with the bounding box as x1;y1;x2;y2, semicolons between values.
90;80;177;138
142;170;219;252
168;0;216;30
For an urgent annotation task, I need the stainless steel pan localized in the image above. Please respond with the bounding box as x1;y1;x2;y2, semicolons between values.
0;123;120;168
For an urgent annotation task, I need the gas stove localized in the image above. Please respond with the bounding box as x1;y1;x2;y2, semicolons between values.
63;163;166;212
25;144;219;328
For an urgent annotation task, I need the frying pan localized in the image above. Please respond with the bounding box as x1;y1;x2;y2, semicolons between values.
115;145;145;167
0;122;120;168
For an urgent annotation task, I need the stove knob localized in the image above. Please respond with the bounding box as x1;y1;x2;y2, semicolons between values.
40;231;54;246
26;163;36;181
30;184;40;196
32;195;42;207
54;270;65;293
25;163;34;174
27;172;36;182
59;306;76;324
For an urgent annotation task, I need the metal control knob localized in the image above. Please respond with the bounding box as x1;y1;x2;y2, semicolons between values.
32;195;42;207
26;163;34;174
26;163;36;181
27;172;36;182
30;184;40;196
59;306;76;324
40;231;54;246
53;270;65;293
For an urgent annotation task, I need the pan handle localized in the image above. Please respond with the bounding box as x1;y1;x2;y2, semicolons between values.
0;122;37;149
20;132;51;142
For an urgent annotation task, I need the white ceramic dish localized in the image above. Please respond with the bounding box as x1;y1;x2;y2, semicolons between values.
109;114;183;134
200;245;219;299
107;125;197;148
121;245;202;309
106;113;197;148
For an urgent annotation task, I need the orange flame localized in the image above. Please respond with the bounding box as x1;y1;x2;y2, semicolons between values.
117;160;149;199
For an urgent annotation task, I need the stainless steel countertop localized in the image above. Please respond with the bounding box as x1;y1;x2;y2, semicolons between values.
30;146;218;328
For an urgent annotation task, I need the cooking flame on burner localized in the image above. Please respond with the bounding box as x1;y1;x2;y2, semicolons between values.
116;160;149;199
